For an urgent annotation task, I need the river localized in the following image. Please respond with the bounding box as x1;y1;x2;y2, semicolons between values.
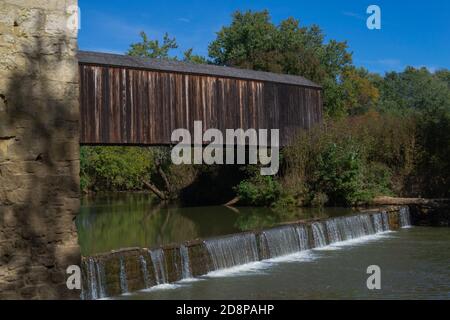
77;192;354;256
77;192;450;300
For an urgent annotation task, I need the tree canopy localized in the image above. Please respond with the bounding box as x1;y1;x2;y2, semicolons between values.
207;10;378;118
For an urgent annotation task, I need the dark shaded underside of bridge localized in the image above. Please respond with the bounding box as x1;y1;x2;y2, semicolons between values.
78;51;323;147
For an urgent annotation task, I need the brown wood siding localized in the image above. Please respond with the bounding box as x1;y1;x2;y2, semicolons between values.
79;64;323;146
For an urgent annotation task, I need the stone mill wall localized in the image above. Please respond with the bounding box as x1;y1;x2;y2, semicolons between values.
0;0;80;299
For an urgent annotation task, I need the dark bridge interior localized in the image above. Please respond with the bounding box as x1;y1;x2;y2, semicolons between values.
78;51;323;147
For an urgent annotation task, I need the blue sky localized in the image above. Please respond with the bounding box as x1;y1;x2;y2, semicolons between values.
78;0;449;74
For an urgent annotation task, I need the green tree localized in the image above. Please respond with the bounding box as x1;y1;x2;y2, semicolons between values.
341;66;380;115
127;31;178;59
183;48;208;64
207;10;374;118
375;67;450;114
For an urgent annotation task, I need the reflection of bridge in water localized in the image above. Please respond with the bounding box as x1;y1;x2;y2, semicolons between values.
78;51;323;147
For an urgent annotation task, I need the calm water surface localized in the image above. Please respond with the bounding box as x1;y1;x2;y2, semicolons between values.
77;192;354;256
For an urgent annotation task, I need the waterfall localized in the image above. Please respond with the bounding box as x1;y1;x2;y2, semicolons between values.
312;222;327;247
119;257;128;294
88;258;98;300
323;213;377;245
399;207;412;228
325;219;342;243
296;225;310;251
382;211;390;231
341;215;365;240
362;214;376;235
149;249;167;285
372;213;384;233
139;255;150;288
262;226;299;258
262;225;308;258
179;245;192;279
95;260;107;299
204;233;259;271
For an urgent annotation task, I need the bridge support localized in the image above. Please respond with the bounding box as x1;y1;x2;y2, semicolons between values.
0;1;81;299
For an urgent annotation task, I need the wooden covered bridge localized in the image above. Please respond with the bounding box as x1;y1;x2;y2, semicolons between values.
78;51;323;146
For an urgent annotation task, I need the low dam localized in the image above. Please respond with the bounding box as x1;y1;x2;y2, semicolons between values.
80;206;413;300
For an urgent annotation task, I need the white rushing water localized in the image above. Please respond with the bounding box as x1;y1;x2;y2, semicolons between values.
95;260;107;299
149;248;168;285
87;258;98;300
399;207;412;228
372;213;384;233
179;245;192;279
296;225;310;251
119;257;128;294
204;233;259;271
139;255;150;288
312;222;327;247
262;225;308;258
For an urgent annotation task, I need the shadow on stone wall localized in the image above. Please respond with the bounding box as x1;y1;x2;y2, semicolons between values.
0;13;80;299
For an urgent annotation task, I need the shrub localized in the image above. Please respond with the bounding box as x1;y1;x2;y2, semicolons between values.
236;175;282;206
80;146;155;191
282;112;417;206
313;141;365;206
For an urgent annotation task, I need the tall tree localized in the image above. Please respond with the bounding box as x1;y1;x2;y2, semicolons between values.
183;48;208;64
207;10;367;118
127;31;178;59
375;67;450;114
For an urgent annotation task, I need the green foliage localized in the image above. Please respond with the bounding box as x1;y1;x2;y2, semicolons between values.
183;48;208;64
374;67;450;114
127;31;178;59
80;146;155;192
236;175;282;206
207;10;382;118
127;31;208;64
313;142;366;206
282;112;419;206
372;67;450;197
361;162;394;198
416;107;450;196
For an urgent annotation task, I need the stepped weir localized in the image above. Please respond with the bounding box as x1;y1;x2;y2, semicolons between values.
80;206;412;300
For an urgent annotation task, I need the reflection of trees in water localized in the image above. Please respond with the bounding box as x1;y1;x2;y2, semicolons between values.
77;193;355;256
77;193;198;256
233;207;345;231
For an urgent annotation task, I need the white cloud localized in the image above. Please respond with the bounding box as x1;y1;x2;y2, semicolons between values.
342;11;366;21
375;59;402;68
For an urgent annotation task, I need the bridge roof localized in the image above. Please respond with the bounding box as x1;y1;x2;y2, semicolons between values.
77;50;322;89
